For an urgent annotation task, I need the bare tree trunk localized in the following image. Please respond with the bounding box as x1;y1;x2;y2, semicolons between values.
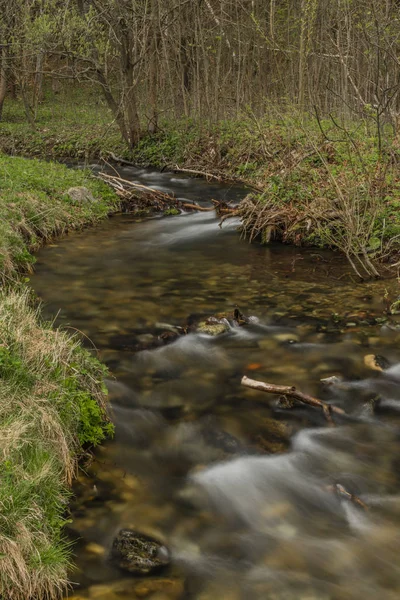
0;47;7;121
95;66;130;146
148;0;160;134
32;49;45;117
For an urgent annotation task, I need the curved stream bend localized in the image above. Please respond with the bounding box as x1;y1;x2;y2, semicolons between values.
32;166;400;600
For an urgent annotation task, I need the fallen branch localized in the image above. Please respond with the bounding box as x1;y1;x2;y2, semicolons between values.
182;202;215;212
241;375;345;424
172;165;264;192
97;172;174;200
106;152;139;167
327;484;369;511
172;165;225;181
219;211;240;227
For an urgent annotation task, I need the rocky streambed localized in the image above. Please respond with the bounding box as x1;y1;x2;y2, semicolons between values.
31;165;400;600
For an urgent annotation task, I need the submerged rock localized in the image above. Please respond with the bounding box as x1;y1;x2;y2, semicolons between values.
364;354;390;372
200;417;243;454
110;529;170;574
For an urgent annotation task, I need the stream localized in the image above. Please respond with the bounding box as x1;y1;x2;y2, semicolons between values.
31;165;400;600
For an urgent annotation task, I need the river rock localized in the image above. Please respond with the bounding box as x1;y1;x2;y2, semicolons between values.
364;354;390;372
110;529;170;574
66;186;96;204
196;319;229;336
200;417;243;454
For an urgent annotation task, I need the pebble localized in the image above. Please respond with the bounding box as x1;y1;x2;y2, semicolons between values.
85;543;106;556
273;332;300;343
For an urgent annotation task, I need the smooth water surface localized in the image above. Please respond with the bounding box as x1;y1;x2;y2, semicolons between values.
31;167;400;600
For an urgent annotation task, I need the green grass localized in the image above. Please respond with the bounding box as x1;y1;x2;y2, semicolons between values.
0;85;126;159
0;148;119;599
0;153;118;281
1;86;400;274
0;288;112;600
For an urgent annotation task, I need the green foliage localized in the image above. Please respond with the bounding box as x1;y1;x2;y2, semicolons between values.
164;207;180;216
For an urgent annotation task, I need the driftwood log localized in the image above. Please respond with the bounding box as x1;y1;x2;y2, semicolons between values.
241;375;345;424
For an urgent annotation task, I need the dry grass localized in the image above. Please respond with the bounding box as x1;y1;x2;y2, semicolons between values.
0;289;111;599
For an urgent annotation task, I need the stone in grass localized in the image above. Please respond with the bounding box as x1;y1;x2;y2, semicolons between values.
66;186;96;204
110;529;170;575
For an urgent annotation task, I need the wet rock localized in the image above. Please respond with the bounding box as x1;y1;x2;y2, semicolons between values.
86;542;106;556
364;354;390;372
253;417;290;454
200;418;243;454
110;529;170;575
188;307;255;336
273;332;300;343
67;186;96;204
158;331;180;344
196;319;229;336
134;578;184;599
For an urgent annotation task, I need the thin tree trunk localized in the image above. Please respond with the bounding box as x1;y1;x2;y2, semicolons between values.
0;47;7;121
95;66;130;146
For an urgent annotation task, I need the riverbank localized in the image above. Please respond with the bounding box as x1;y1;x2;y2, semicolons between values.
0;154;118;600
1;88;400;279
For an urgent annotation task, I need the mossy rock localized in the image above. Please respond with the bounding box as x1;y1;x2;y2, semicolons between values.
110;529;170;575
196;320;230;336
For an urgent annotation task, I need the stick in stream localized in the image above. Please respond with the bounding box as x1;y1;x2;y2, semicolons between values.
97;172;174;199
172;165;264;192
172;165;225;181
241;375;345;424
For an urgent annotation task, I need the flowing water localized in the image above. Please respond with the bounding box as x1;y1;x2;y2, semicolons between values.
31;166;400;600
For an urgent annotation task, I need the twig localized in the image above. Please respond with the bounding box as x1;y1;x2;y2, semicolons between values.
106;152;139;167
97;172;174;199
219;211;239;227
241;375;345;424
182;202;215;212
172;165;225;181
326;484;369;511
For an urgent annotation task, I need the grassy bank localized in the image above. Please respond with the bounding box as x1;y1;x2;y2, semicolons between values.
0;154;118;282
0;154;118;599
1;87;400;278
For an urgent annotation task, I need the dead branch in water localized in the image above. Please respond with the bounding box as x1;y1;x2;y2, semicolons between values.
219;211;240;227
326;484;369;511
97;172;174;199
241;375;346;424
172;165;263;191
172;165;226;182
106;152;139;167
181;202;214;211
97;172;240;217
